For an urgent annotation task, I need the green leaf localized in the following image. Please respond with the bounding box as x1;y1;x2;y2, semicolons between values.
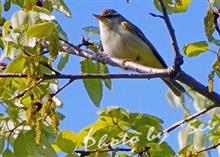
178;144;193;155
97;63;111;90
3;21;10;37
183;41;209;57
178;127;194;149
10;0;24;7
47;30;59;60
210;0;220;9
193;131;205;150
11;10;27;28
153;0;173;14
51;0;71;17
32;6;55;21
54;130;77;153
4;0;11;12
26;11;39;26
0;136;5;154
3;149;14;157
81;59;103;107
3;33;19;44
5;55;26;73
14;132;34;157
23;0;37;10
188;89;213;111
65;154;79;157
27;22;56;38
211;38;220;46
39;131;58;157
57;53;69;71
148;142;175;157
154;0;191;14
213;59;220;78
118;153;129;157
14;131;57;157
0;1;2;16
204;7;215;41
173;0;192;13
98;106;130;119
82;26;100;35
56;21;68;41
165;90;182;108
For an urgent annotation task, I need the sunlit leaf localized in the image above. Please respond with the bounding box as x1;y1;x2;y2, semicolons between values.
153;0;173;14
173;0;192;13
178;127;194;149
193;131;205;150
54;130;77;153
27;22;56;38
97;63;111;90
3;33;19;44
148;142;175;157
47;30;59;60
82;26;100;35
5;55;26;73
11;10;27;28
57;53;69;71
204;7;215;41
213;59;220;78
81;59;103;107
154;0;191;14
3;148;14;157
210;0;220;9
32;6;55;21
183;41;209;57
56;21;68;41
4;0;11;12
178;144;193;155
14;132;35;157
65;154;79;157
52;0;71;17
0;136;5;154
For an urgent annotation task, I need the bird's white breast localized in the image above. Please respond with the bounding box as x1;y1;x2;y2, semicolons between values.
99;21;163;68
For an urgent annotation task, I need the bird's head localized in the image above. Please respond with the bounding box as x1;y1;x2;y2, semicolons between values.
93;9;122;28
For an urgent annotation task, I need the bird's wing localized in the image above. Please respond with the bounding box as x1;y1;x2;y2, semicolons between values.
120;20;168;68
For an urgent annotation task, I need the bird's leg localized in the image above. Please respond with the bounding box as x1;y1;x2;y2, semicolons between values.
122;56;140;66
122;58;136;66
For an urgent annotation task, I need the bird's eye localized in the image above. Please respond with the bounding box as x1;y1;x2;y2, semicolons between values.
104;14;115;19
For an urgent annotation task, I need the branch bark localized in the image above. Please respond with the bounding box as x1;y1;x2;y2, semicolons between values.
163;103;218;134
158;0;183;68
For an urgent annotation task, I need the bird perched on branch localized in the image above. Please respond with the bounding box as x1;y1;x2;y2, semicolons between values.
94;9;185;96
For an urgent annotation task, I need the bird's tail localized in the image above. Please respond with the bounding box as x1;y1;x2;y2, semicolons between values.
162;78;185;97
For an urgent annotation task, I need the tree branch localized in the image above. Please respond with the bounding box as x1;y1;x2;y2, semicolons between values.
197;141;220;154
0;72;170;80
163;103;218;134
75;147;132;157
158;0;183;68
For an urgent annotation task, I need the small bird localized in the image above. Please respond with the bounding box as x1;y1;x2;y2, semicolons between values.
93;9;185;96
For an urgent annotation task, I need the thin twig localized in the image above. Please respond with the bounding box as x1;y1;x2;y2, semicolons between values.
9;79;43;100
149;12;164;19
158;0;183;68
197;141;220;154
0;72;170;80
51;79;74;97
163;104;218;134
6;121;26;148
75;147;131;157
1;70;220;105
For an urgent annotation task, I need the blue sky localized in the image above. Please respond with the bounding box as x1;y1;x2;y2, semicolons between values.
2;0;219;155
55;0;217;153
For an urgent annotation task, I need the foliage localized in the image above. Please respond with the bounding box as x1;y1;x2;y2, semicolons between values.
0;0;219;157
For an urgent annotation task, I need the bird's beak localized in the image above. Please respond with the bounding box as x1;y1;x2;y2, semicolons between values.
93;14;104;20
